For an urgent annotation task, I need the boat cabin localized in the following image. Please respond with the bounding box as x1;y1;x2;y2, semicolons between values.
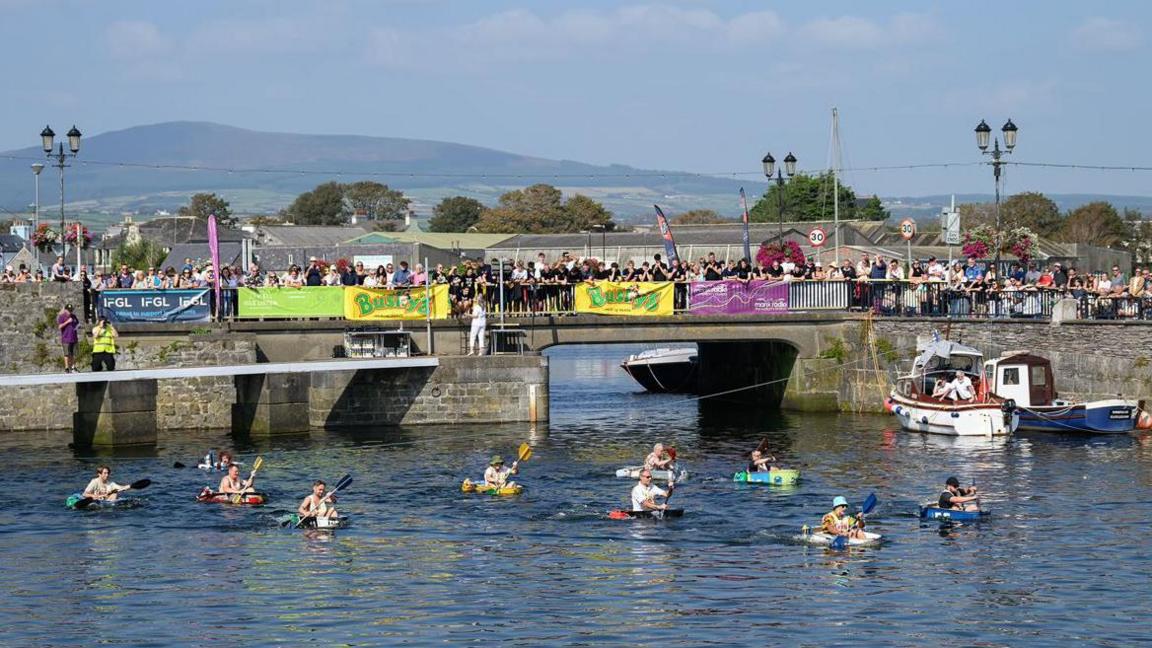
983;352;1055;408
894;339;987;402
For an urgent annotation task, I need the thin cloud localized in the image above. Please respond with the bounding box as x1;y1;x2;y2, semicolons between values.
1072;17;1142;52
106;20;169;60
799;12;941;50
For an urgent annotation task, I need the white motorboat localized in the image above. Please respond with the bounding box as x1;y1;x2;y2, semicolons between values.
620;347;698;393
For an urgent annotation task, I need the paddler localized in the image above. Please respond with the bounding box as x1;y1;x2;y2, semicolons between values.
82;465;130;502
298;480;338;521
939;477;980;511
217;462;254;495
644;443;674;471
821;496;867;540
483;455;519;488
747;449;778;473
630;469;672;512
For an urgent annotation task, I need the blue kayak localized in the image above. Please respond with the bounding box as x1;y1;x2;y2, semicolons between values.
66;493;140;510
920;506;989;522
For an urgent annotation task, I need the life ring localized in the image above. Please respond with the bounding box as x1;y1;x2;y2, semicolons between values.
1137;410;1152;430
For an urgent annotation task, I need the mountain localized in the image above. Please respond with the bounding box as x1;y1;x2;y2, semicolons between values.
0;121;747;222
885;193;1152;223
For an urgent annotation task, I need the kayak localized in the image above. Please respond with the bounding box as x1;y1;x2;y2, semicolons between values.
461;479;523;496
197;461;244;472
65;493;139;510
614;466;688;482
920;506;990;522
196;490;267;505
732;469;801;485
288;514;349;530
796;528;883;547
608;509;685;520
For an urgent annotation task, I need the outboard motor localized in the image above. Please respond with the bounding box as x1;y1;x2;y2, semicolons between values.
1001;399;1016;428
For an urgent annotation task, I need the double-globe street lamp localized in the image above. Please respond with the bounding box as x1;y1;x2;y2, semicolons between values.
40;125;82;256
974;118;1018;279
762;152;798;243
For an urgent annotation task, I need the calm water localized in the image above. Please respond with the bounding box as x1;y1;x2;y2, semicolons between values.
3;345;1151;647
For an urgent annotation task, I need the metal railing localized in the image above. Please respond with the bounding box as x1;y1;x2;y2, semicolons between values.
90;281;1152;323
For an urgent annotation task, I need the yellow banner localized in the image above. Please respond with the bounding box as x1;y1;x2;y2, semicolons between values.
574;281;674;317
344;284;450;320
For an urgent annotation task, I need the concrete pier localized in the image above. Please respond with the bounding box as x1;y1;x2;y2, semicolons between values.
232;373;312;437
73;380;159;448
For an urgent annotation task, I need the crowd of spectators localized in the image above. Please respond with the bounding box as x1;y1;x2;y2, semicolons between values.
6;250;1152;319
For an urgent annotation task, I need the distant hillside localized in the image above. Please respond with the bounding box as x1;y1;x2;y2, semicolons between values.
0;121;748;221
886;193;1152;223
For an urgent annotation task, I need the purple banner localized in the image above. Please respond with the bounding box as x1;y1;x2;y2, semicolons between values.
689;280;788;315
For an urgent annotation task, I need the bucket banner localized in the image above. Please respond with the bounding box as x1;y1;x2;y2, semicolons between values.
344;284;450;320
688;280;788;315
574;281;674;317
96;289;212;323
236;287;345;319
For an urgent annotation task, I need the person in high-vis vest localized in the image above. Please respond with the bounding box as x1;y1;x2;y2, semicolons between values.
91;316;118;372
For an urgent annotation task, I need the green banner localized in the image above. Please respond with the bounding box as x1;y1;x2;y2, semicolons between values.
236;287;346;318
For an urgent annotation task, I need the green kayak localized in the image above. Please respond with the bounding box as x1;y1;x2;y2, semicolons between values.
732;469;801;486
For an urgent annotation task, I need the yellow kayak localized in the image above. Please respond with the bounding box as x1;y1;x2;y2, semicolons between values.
461;479;523;496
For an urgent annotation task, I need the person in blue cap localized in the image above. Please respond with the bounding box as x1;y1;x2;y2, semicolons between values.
821;496;867;540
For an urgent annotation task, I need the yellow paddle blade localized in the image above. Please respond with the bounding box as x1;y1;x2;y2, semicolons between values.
252;456;264;473
518;443;532;462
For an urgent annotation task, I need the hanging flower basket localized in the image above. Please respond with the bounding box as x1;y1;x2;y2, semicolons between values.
63;224;92;250
756;240;806;267
961;224;1037;263
31;224;57;252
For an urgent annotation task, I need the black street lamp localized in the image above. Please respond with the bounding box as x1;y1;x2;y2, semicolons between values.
41;125;82;255
762;152;798;242
974;118;1017;279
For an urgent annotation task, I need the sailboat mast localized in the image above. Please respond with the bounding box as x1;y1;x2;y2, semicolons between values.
831;108;840;267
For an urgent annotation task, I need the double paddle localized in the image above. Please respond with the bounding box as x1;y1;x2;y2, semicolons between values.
232;456;263;504
293;474;353;528
72;479;152;510
829;492;878;550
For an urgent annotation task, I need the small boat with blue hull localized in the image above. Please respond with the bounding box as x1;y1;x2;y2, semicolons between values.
985;352;1139;434
920;506;990;522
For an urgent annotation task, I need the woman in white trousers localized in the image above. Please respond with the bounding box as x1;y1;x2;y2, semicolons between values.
468;300;487;355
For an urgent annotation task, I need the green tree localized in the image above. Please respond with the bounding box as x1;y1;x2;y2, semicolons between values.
246;215;283;227
344;181;410;221
283;181;349;226
958;192;1064;237
1056;201;1128;248
1124;207;1152;264
671;209;730;225
473;184;616;233
857;195;890;222
178;193;235;229
748;172;858;223
111;239;167;270
428;196;485;232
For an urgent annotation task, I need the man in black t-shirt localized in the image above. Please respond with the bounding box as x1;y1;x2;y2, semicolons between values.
938;476;979;511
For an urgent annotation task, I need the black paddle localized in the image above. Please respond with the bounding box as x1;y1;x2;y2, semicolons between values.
72;479;152;510
292;472;350;528
173;462;186;469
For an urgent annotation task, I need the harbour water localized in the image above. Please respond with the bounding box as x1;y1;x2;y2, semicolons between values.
2;344;1150;646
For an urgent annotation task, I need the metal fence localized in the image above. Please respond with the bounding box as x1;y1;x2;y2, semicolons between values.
91;281;1152;323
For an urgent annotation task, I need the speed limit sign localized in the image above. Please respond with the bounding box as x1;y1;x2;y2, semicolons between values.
899;219;916;240
808;227;827;248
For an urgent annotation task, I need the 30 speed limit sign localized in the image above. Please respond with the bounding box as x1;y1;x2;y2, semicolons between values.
899;219;916;240
808;227;827;248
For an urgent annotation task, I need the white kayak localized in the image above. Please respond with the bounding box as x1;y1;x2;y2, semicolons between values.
614;466;688;483
796;529;883;548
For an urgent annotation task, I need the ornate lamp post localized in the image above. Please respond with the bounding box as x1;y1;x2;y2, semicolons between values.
41;125;82;255
975;118;1017;279
762;152;798;242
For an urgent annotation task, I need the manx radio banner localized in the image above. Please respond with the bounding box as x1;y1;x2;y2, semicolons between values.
344;284;450;320
574;281;673;317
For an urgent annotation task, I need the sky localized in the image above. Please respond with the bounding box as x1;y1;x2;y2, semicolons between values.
2;0;1151;198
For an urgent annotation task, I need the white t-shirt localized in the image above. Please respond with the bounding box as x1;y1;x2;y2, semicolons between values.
630;483;667;512
84;477;125;497
484;465;512;486
950;375;974;400
471;302;486;325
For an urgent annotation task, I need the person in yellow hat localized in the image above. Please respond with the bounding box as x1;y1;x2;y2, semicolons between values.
483;455;519;488
821;496;867;540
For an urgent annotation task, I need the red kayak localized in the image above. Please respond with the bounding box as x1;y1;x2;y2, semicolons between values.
197;490;267;505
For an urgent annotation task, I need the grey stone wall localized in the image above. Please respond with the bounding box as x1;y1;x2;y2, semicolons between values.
0;283;85;373
310;355;549;427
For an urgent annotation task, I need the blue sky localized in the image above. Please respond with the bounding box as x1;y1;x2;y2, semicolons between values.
2;0;1151;197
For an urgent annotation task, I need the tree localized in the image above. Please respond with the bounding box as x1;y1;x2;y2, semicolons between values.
958;192;1063;237
283;182;349;226
246;215;283;227
473;184;616;233
428;196;485;232
857;195;890;222
344;181;410;221
178;193;235;229
1056;201;1128;248
111;239;167;270
671;209;730;225
748;172;858;223
1124;207;1152;264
